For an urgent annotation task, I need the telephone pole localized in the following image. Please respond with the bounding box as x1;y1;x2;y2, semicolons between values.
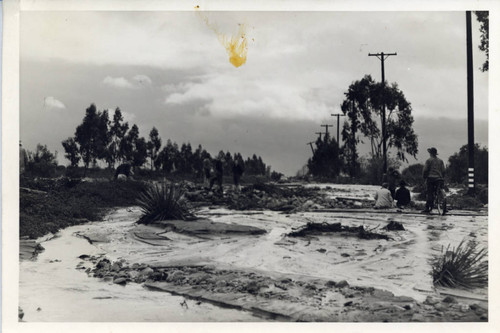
369;51;397;174
315;132;324;140
321;124;334;138
466;11;475;195
331;113;345;150
307;141;316;155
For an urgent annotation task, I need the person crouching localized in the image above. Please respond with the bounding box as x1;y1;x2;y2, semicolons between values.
395;180;411;209
374;183;394;209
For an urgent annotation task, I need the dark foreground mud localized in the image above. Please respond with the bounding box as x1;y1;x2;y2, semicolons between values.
78;255;488;322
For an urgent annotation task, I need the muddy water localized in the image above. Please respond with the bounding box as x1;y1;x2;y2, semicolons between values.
19;184;488;321
19;214;263;322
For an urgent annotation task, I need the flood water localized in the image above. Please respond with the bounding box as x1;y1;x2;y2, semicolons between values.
19;184;488;322
19;219;263;322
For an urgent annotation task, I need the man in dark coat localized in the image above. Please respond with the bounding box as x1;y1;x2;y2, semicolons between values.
232;160;244;192
395;180;411;209
202;157;212;188
209;158;224;194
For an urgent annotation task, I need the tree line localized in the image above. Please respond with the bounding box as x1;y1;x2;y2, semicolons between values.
61;104;273;178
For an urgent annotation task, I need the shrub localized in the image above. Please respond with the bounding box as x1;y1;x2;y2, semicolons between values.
136;183;193;224
446;193;484;209
447;144;488;184
401;163;424;186
431;240;488;289
25;144;58;177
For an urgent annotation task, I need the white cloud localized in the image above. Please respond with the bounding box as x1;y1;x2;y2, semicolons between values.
43;96;66;109
21;11;488;122
103;75;153;89
102;76;136;89
133;74;152;85
164;67;341;121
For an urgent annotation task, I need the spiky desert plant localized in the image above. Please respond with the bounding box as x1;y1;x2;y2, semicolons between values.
136;182;192;224
432;239;488;289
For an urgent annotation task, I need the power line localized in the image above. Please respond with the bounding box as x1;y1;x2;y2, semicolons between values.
320;124;334;138
368;51;397;174
306;141;316;155
331;113;345;150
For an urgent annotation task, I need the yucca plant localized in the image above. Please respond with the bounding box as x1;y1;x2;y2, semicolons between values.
136;182;193;224
431;239;488;289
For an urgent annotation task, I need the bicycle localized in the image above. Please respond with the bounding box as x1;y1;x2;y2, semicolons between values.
433;181;447;216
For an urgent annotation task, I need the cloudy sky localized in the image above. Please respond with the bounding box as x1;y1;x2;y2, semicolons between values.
20;10;488;175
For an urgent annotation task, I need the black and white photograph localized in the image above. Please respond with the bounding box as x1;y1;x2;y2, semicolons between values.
3;0;499;330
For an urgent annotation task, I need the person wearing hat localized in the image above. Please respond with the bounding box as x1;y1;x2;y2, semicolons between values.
374;183;395;209
395;180;411;209
422;147;446;213
209;156;224;194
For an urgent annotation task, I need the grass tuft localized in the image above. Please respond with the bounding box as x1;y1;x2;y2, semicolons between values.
136;182;194;224
432;239;488;289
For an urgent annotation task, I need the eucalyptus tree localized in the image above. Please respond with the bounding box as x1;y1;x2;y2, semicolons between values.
341;75;418;177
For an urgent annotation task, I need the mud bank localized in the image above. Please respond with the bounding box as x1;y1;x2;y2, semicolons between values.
79;255;487;322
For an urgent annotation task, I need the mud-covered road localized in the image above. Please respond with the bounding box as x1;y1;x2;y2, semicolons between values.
19;184;488;322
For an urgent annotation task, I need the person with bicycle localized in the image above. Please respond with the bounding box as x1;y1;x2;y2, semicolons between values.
421;147;446;214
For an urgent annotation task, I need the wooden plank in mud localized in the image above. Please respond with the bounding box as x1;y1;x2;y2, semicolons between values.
150;219;267;235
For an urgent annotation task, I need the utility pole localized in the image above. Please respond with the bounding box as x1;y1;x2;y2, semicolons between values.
369;51;397;174
307;141;316;155
331;113;345;150
466;11;475;195
315;132;324;140
321;124;334;138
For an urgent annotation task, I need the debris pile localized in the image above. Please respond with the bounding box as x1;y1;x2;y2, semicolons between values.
287;222;391;240
184;183;373;212
384;221;405;231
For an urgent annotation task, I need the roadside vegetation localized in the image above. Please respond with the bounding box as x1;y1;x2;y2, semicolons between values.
432;239;488;289
20;178;148;239
136;183;194;224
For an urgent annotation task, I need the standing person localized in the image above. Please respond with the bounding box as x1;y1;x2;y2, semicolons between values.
209;158;224;194
202;157;212;188
232;159;244;192
374;183;394;209
422;147;446;213
395;180;411;209
19;141;28;175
